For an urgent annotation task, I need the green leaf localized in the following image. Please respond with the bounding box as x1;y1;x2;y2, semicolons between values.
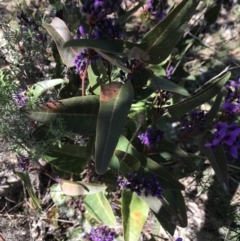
64;39;140;57
158;140;194;169
21;96;99;135
168;71;231;117
115;136;184;190
150;74;189;96
43;144;90;174
204;4;221;24
84;192;117;226
95;81;134;174
42;17;81;67
153;213;176;236
117;2;144;25
142;0;200;64
17;172;41;209
204;88;227;129
139;194;186;228
115;150;141;173
162;190;187;227
94;50;132;73
60;180;106;196
122;190;149;241
29;79;69;99
198;138;229;193
88;60;108;95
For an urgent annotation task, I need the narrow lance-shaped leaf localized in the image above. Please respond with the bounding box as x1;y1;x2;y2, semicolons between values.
60;180;107;196
84;192;117;226
167;72;231;117
42;17;81;67
42;144;91;174
17;172;41;210
29;78;69;99
142;0;200;64
21;96;99;135
150;73;189;96
122;190;149;241
198;137;229;193
114;136;184;190
95;81;134;174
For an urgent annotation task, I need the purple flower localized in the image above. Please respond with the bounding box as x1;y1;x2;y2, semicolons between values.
81;0;122;19
74;49;88;74
118;173;163;199
88;226;116;241
146;0;169;24
205;122;240;158
212;122;227;144
222;101;238;115
138;128;164;149
166;66;174;79
14;88;28;107
222;77;240;116
228;145;238;158
17;154;30;171
175;238;183;241
93;18;123;39
180;110;208;134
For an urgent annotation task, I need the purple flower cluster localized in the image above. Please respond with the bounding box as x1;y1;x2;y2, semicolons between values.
175;238;183;241
146;0;169;24
74;49;89;75
166;66;174;79
118;173;163;199
181;110;208;134
119;59;143;82
17;154;30;171
82;0;122;19
88;226;116;241
205;122;240;158
17;11;36;30
74;20;122;74
138;127;164;149
222;78;240;115
93;18;123;39
14;88;28;107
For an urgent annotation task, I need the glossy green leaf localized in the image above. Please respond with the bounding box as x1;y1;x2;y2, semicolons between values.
153;213;176;236
42;144;90;174
115;136;184;190
150;74;189;96
88;60;108;95
21;96;99;135
60;180;106;196
29;78;69;99
203;88;227;129
94;50;132;73
122;190;149;241
139;194;186;227
42;17;81;67
162;190;187;227
84;192;117;226
142;0;200;64
95;81;134;174
115;150;141;173
198;138;229;193
64;38;139;56
168;72;231;117
158;140;194;169
204;4;221;24
17;172;41;209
